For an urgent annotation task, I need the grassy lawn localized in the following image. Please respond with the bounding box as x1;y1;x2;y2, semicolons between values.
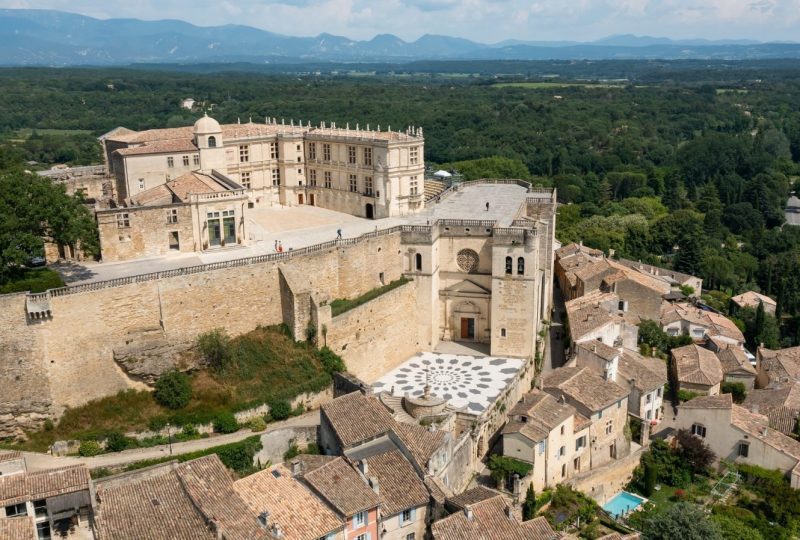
0;268;65;294
4;326;338;452
330;276;410;317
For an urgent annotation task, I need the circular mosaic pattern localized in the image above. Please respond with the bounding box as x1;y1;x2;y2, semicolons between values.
457;249;480;273
372;352;524;413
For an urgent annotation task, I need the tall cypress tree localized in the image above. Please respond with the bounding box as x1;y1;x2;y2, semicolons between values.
522;483;536;521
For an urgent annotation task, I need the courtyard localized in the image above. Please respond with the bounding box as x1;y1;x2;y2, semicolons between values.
371;350;525;413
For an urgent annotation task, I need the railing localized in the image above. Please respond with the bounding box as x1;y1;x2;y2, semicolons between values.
439;219;496;228
510;219;538;229
189;189;247;203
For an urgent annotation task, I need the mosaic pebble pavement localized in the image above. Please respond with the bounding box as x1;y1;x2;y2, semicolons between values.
372;351;524;413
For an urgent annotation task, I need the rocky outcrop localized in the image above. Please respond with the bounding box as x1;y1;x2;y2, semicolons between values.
113;335;202;384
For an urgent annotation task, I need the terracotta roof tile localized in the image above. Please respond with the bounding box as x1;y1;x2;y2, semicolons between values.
392;422;448;471
432;495;558;540
671;344;723;387
617;349;668;393
717;347;756;376
322;392;395;448
361;450;429;517
542;366;628;413
0;450;22;463
234;464;342;540
731;405;800;461
0;517;35;540
757;346;800;388
446;486;503;510
0;465;90;507
503;391;576;443
680;393;732;410
731;291;776;309
302;457;381;517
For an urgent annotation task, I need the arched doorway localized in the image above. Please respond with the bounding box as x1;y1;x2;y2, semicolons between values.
298;194;304;205
365;203;374;219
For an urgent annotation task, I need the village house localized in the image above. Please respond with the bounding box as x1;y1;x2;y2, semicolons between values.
615;258;702;298
755;345;800;389
542;366;631;469
292;456;383;540
431;492;558;540
564;291;639;353
715;345;757;390
501;390;591;491
92;455;272;539
233;462;345;540
674;394;800;488
742;384;800;435
660;303;745;347
554;243;604;300
670;344;724;396
0;455;92;540
730;291;777;316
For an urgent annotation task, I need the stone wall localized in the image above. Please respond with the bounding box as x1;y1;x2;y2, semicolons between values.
0;231;405;438
324;280;420;383
252;425;319;466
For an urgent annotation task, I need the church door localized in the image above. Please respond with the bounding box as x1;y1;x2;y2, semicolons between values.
460;317;475;339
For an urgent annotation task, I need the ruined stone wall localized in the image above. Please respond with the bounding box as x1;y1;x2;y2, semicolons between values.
97;204;195;262
325;280;420;383
0;232;405;438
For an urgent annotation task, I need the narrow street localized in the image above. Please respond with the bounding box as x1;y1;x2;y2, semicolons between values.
543;282;568;374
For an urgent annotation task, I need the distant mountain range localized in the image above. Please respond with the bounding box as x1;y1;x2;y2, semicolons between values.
2;9;799;66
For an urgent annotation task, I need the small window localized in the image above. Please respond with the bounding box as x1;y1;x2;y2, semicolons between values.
272;169;281;186
270;142;279;159
240;171;251;189
657;388;662;397
5;502;27;517
505;256;513;275
167;156;174;168
348;145;357;164
349;174;358;193
405;534;415;540
561;463;566;478
309;170;317;187
193;154;200;166
646;410;652;420
559;445;566;457
324;171;332;189
738;442;749;457
182;155;189;166
353;511;366;528
691;423;707;438
138;178;145;190
560;425;565;435
323;143;331;161
500;328;506;337
415;253;422;271
166;208;178;224
517;257;525;275
364;176;373;196
33;499;47;518
575;436;586;450
208;136;217;148
410;146;419;165
297;144;301;152
646;393;652;404
239;145;249;163
401;509;414;524
364;147;373;166
605;419;613;435
308;142;317;160
116;213;130;229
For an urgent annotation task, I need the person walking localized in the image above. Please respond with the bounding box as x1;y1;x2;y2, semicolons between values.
274;239;278;252
336;228;342;240
278;241;283;253
485;202;490;211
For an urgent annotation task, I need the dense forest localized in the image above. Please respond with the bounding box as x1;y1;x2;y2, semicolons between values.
2;62;800;345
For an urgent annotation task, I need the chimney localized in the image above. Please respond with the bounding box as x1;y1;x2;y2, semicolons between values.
369;477;380;495
359;460;368;477
271;524;284;539
505;505;513;519
464;505;474;521
762;427;769;437
291;460;302;476
258;511;270;527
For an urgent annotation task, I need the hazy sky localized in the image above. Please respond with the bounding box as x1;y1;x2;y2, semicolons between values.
4;0;800;43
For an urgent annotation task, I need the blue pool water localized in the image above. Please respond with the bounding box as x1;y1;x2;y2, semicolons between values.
603;491;646;519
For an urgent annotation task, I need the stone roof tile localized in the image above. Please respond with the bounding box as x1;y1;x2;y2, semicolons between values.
302;457;381;517
0;465;90;507
0;517;35;540
671;344;724;387
362;450;429;517
432;495;558;540
542;366;628;413
322;392;395;448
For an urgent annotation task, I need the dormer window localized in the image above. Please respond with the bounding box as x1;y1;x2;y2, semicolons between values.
208;136;217;148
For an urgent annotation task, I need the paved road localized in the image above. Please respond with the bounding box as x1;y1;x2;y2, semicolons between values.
23;410;319;472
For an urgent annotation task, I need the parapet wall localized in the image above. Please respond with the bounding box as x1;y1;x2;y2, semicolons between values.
0;230;406;439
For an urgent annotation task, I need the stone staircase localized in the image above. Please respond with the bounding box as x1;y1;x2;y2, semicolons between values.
424;179;447;201
378;392;418;424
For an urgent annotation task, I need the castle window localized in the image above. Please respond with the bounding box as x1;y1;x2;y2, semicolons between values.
239;145;249;163
517;257;525;275
193;154;200;166
272;169;281;186
240;171;251;189
364;147;372;166
505;257;512;275
308;142;317;160
500;328;506;337
324;171;332;189
415;253;422;271
410;146;419;165
116;213;130;229
296;144;301;152
410;176;419;195
182;155;189;166
364;176;373;196
309;170;317;187
348;145;357;164
349;174;358;193
323;143;331;161
166;208;178;224
208;136;217;148
167;156;174;168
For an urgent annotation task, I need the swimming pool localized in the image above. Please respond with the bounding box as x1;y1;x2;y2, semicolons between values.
602;491;647;519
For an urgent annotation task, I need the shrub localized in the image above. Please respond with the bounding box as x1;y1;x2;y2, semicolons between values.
269;400;292;421
247;417;267;432
105;431;135;452
153;371;192;410
284;444;300;461
318;347;346;374
197;328;231;371
721;381;747;403
78;440;103;457
213;411;239;434
148;416;168;431
43;419;54;431
643;460;658;496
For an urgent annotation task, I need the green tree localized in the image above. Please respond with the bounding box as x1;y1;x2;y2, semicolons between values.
0;170;98;283
641;503;722;540
213;411;239;434
674;429;715;478
268;400;292;421
674;231;703;276
721;381;747;403
522;483;536;521
643;460;657;496
153;371;192;410
197;329;231;371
